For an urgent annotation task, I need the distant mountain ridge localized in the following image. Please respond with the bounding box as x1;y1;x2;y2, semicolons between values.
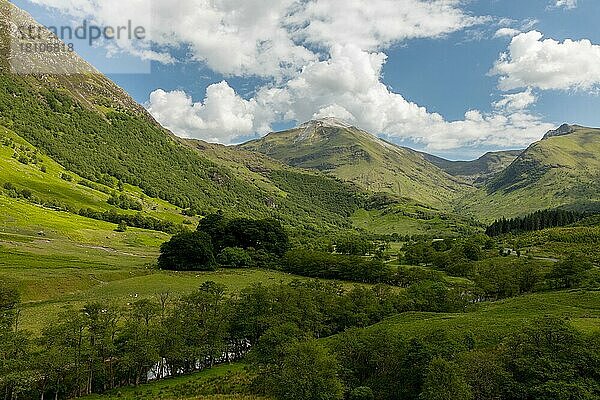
243;118;600;221
423;150;523;186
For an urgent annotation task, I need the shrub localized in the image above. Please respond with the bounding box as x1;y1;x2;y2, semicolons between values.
115;220;128;232
217;247;252;268
158;231;216;271
60;172;73;181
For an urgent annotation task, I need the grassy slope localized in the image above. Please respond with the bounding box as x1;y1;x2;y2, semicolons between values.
332;290;600;347
351;203;483;237
84;364;267;400
241;120;471;208
0;126;194;224
457;127;600;222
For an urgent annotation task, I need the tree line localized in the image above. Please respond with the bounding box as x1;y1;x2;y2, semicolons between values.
79;208;182;234
486;209;588;236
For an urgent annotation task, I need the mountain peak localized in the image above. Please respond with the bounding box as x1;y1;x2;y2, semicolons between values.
299;117;354;130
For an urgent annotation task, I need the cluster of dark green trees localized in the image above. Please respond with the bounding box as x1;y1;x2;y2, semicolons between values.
323;317;600;400
486;209;588;236
159;213;290;271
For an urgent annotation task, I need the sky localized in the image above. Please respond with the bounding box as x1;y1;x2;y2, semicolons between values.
11;0;600;160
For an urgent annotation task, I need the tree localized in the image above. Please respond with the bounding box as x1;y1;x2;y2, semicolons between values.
197;211;229;251
459;350;511;400
217;247;252;268
548;253;593;289
198;213;290;256
170;282;230;371
116;300;160;386
158;231;216;271
503;317;597;400
265;341;344;400
408;281;457;313
404;242;436;266
419;358;472;400
0;280;19;330
249;323;308;365
223;218;290;256
460;241;482;261
335;235;375;256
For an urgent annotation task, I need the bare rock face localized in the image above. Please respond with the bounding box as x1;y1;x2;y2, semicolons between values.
543;124;577;139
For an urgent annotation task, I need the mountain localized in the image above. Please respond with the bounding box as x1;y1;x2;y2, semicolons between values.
240;118;470;207
457;124;600;220
424;150;522;186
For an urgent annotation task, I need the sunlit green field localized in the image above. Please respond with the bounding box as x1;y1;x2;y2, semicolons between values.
0;195;309;331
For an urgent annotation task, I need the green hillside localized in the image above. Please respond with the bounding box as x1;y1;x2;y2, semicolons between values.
351;202;483;237
0;126;193;224
457;125;600;221
241;118;471;208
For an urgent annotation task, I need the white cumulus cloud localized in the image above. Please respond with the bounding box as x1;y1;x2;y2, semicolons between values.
492;31;600;91
149;45;554;150
494;28;521;38
26;0;484;78
147;82;271;143
25;0;559;153
288;0;486;50
493;89;537;112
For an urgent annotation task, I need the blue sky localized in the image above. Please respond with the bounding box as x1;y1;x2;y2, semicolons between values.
13;0;600;159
